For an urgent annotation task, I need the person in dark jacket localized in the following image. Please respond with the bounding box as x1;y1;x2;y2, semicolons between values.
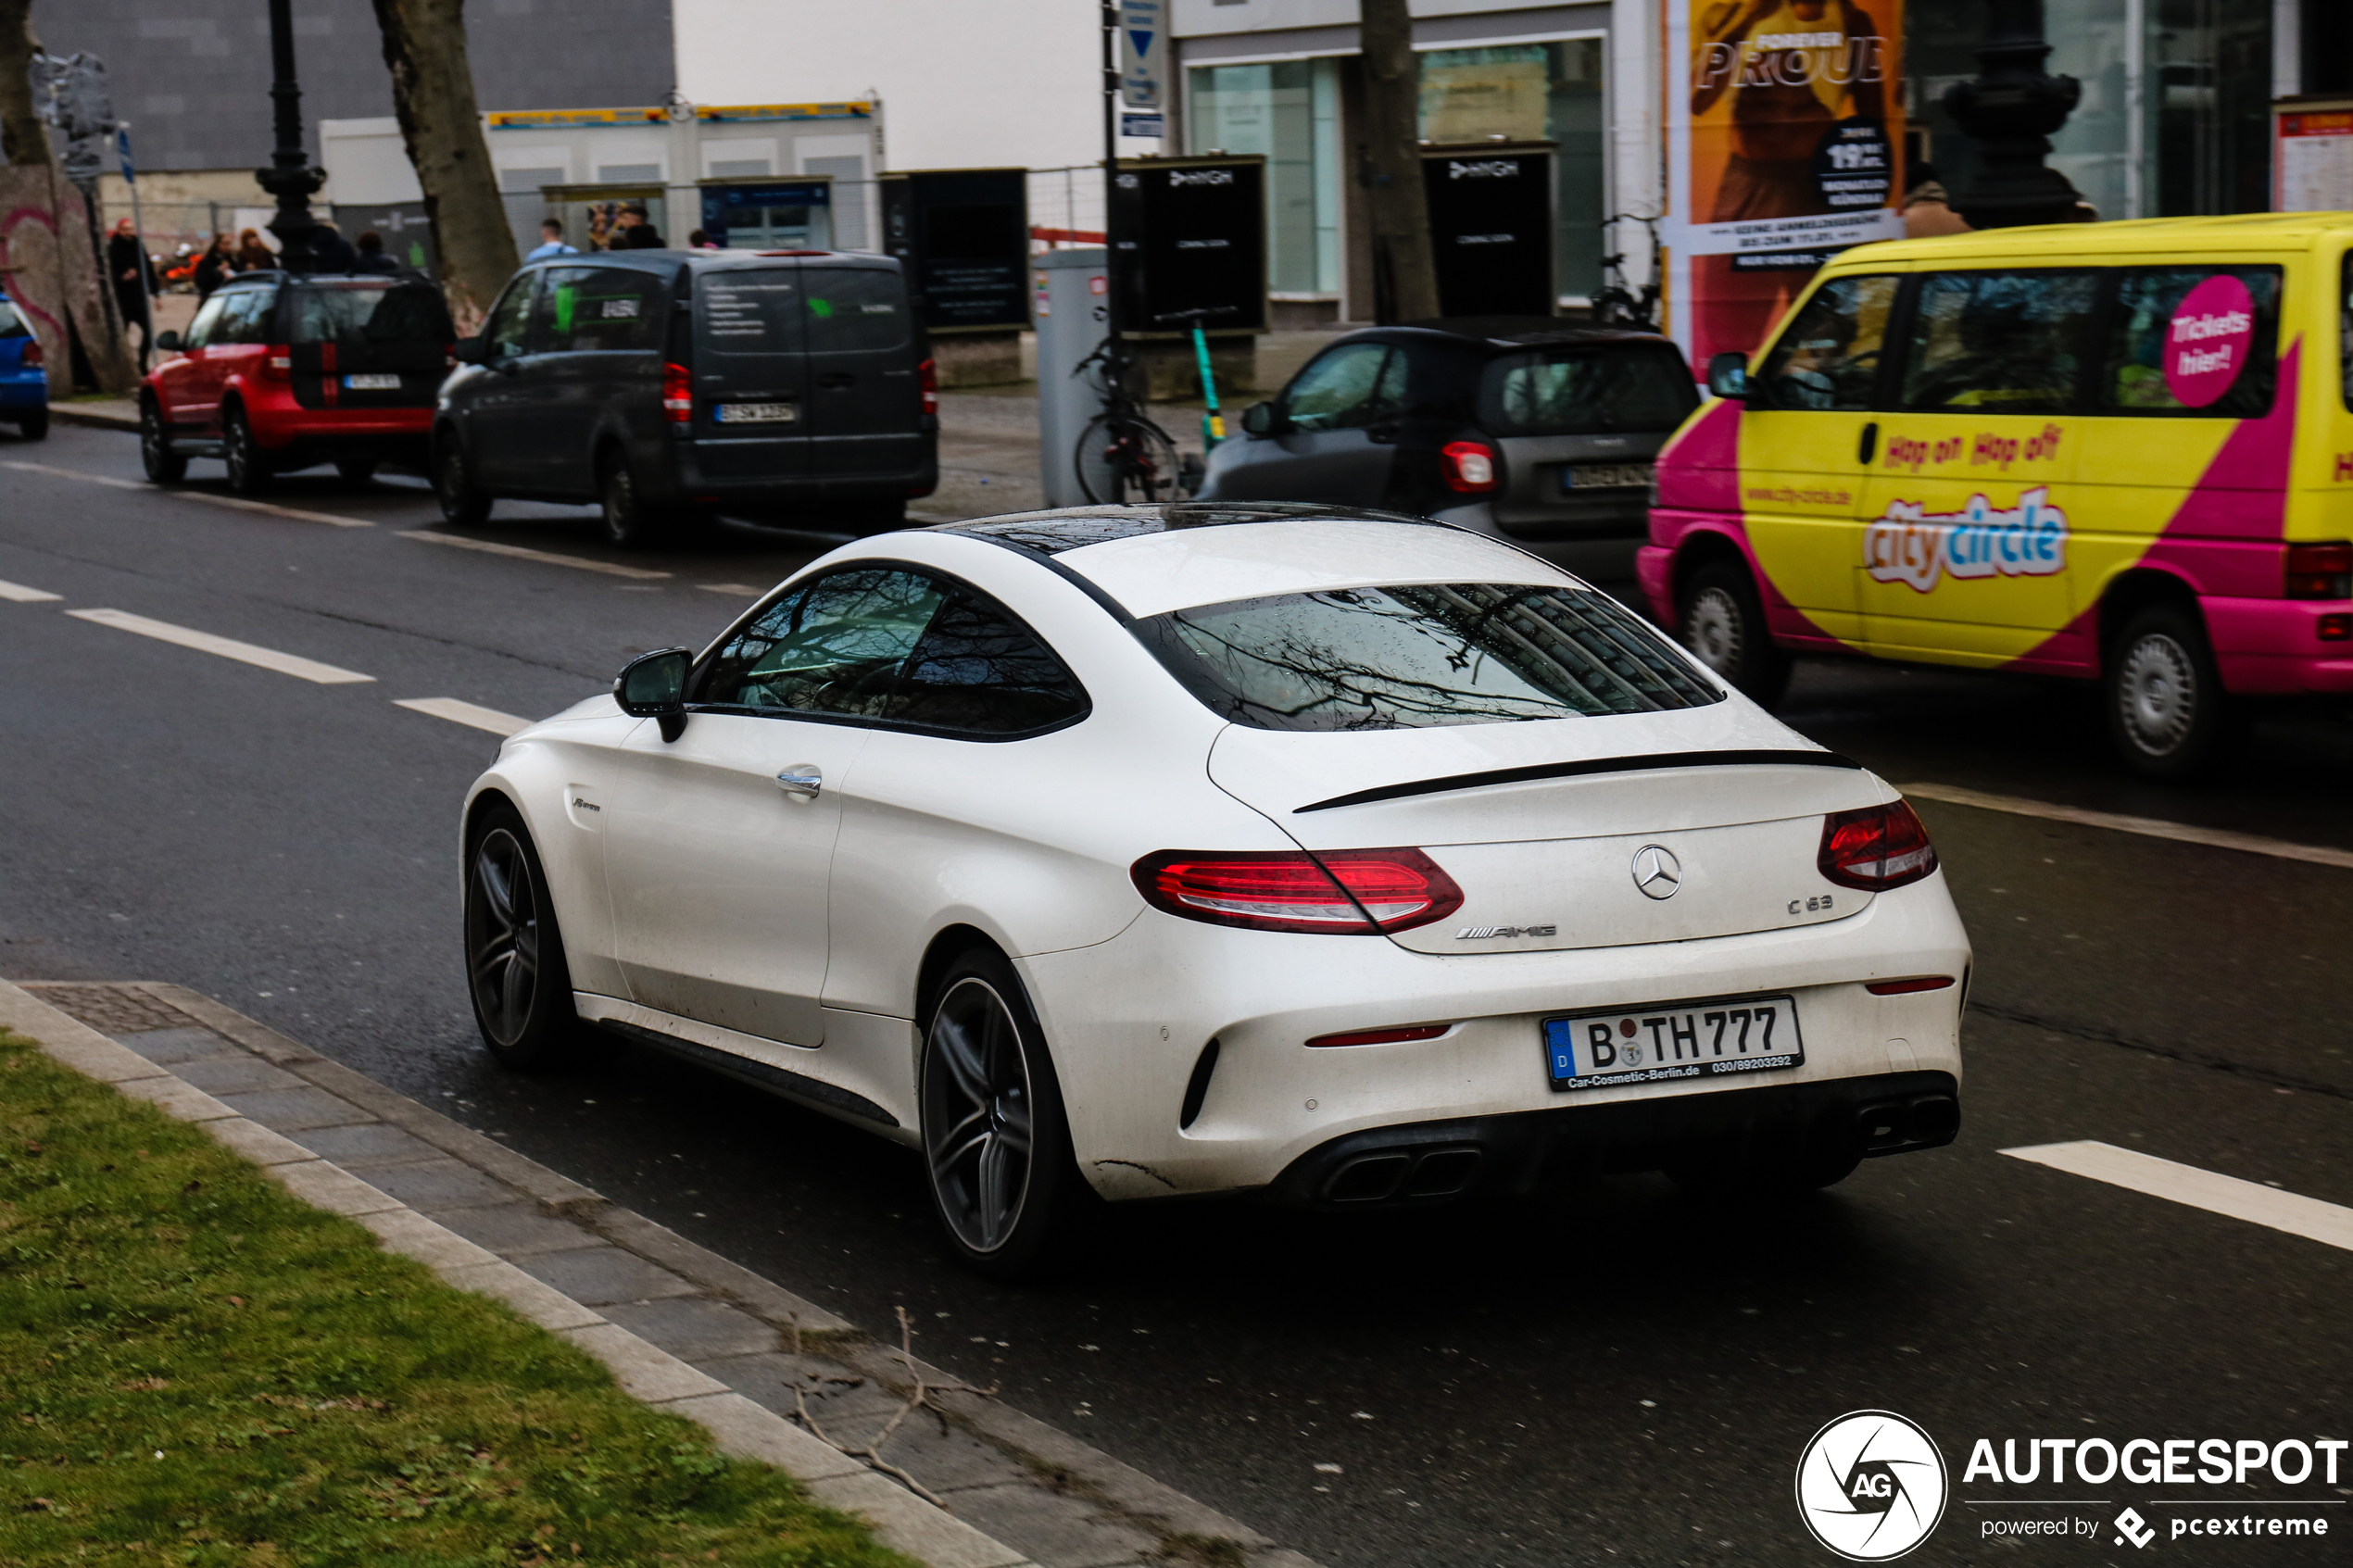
194;233;237;298
618;202;666;248
107;218;157;365
352;231;405;275
309;222;360;273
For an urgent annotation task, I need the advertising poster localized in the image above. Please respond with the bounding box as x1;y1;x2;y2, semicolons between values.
1665;0;1906;372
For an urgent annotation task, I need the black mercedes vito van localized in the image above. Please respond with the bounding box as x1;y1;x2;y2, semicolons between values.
433;250;937;546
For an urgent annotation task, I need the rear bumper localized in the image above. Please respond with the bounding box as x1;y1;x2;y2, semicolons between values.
2206;596;2353;695
1265;1070;1959;1207
0;374;45;409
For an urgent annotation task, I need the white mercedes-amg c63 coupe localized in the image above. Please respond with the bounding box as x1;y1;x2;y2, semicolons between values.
460;505;1969;1275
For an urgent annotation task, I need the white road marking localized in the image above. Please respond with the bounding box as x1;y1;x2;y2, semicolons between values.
0;461;371;527
2003;1141;2353;1253
396;530;672;580
1903;783;2353;872
698;582;769;596
0;579;62;602
393;697;533;737
66;608;376;685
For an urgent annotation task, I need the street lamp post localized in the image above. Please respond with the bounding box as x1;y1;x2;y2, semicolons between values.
1943;0;2086;229
255;0;323;272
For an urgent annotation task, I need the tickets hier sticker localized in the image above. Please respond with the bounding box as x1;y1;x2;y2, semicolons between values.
2163;273;2256;408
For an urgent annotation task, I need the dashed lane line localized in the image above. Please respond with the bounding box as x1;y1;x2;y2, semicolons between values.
0;579;62;602
1903;782;2353;872
2003;1141;2353;1253
396;529;672;580
0;461;372;527
393;697;533;736
66;608;376;685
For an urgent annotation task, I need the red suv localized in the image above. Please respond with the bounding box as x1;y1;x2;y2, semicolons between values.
141;271;455;491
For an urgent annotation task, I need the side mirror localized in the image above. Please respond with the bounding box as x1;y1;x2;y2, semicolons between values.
156;330;182;353
1239;400;1277;437
1705;351;1750;401
452;336;489;366
615;647;691;742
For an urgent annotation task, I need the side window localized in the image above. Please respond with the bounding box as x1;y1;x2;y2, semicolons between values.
532;267;666;353
182;294;232;350
216;288;277;345
892;591;1088;735
1897;270;2099;414
802;267;910;354
695;569;947;720
1753;275;1897;411
2102;265;2282;418
481;276;535;358
1283;344;1397;432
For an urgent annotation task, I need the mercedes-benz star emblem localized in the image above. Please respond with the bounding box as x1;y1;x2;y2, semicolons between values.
1631;845;1682;899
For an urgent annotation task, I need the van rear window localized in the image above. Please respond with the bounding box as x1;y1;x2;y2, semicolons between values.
0;299;25;339
285;283;453;345
802;268;909;354
1478;345;1697;434
2102;266;2280;418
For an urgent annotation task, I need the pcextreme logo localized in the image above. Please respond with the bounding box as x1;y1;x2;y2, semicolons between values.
1796;1411;1950;1561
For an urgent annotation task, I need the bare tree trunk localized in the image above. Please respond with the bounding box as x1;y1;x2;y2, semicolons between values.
370;0;516;333
0;0;52;167
1359;0;1438;322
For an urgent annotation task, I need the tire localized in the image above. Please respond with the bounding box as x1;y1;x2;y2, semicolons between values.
140;402;187;483
1074;413;1180;504
433;436;492;527
222;407;271;494
1678;556;1792;706
598;448;667;549
463;805;584;1072
335;458;378;483
918;948;1094;1279
2105;601;2231;780
15;409;46;442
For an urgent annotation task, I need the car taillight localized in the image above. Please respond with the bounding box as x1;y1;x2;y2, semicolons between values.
1818;801;1939;892
265;345;291;378
19;339;41;368
918;356;937;417
1441;440;1499;494
663;361;692;423
1130;848;1464;935
1865;975;1956;996
2284;541;2351;599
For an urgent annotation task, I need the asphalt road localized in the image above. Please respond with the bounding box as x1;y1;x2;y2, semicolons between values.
5;420;2349;1566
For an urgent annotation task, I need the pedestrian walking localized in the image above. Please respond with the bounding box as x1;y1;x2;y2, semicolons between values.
194;233;237;297
686;229;721;250
620;202;666;249
352;231;404;275
236;230;276;272
107;218;157;367
310;222;360;273
524;219;577;262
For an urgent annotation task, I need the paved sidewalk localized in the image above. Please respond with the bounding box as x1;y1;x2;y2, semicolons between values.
2;978;1321;1568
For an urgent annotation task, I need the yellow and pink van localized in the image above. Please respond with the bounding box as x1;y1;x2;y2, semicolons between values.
1642;214;2353;777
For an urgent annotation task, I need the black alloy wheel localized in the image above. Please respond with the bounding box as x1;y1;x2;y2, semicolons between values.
434;436;492;527
2105;602;2231;781
919;950;1088;1277
140;402;186;482
222;408;271;494
463;808;580;1070
598;449;665;549
1679;557;1792;706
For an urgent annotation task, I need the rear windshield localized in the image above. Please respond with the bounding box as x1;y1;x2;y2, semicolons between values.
0;298;25;339
284;283;453;345
1477;345;1697;435
803;267;910;353
1139;583;1723;731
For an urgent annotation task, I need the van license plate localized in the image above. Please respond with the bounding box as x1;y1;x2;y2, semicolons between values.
1563;461;1652;492
343;373;401;391
1541;992;1803;1092
716;402;797;424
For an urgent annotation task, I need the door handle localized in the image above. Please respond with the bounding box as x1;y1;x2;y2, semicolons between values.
775;766;823;798
1857;420;1879;466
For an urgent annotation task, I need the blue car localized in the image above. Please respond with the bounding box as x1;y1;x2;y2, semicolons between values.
0;290;47;440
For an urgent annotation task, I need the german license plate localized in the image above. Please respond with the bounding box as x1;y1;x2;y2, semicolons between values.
716;402;797;424
343;373;401;391
1541;992;1803;1092
1563;461;1652;491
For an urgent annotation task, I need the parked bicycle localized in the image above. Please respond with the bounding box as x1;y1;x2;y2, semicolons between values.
1592;212;1665;332
1071;335;1183;505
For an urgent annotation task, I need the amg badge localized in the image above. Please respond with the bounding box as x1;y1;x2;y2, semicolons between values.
1457;924;1557;939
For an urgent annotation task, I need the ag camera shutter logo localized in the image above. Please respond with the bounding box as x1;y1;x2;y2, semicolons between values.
1796;1411;1949;1561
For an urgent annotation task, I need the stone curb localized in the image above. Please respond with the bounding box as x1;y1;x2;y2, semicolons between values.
0;978;1038;1568
48;400;140;433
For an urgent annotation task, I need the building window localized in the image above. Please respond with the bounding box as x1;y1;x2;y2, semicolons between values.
1188;58;1341;296
1416;39;1606;302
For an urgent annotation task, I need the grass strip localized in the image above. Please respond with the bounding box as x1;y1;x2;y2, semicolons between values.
0;1029;912;1568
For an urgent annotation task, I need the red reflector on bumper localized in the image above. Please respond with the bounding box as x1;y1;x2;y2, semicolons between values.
1865;975;1956;996
1305;1023;1451;1048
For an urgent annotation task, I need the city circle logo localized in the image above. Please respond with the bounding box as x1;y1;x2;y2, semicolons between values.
1795;1411;1948;1561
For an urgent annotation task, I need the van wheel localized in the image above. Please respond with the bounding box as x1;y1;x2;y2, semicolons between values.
434;437;492;527
598;450;666;549
2106;602;2231;780
1679;557;1791;706
141;403;187;483
222;408;271;494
